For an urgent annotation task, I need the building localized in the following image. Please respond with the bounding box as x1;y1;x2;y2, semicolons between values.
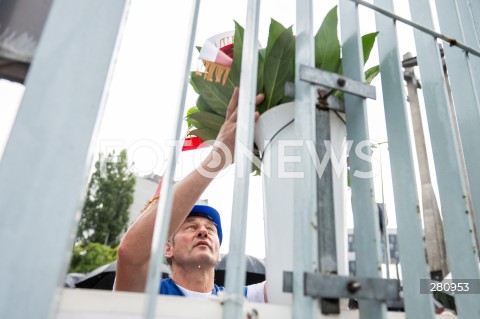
348;228;401;280
128;174;162;227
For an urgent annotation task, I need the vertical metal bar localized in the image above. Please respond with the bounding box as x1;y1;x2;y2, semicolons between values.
294;0;316;318
442;66;478;252
330;109;349;311
316;109;339;314
330;112;348;281
408;0;480;317
338;1;387;319
455;0;480;90
0;0;130;318
143;1;200;319
467;0;480;40
460;0;480;50
442;0;480;243
434;0;480;247
223;0;260;318
379;204;391;278
372;1;435;317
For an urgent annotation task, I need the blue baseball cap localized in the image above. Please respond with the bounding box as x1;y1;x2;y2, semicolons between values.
189;205;223;245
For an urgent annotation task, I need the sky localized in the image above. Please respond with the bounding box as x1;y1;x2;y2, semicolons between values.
0;0;432;258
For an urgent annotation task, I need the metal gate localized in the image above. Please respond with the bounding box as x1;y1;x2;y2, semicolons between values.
0;0;479;319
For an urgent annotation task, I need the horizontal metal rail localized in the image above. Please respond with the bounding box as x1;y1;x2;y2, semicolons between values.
283;272;401;301
300;65;377;100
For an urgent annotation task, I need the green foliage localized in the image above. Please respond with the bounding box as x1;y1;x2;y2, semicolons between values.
229;21;245;86
187;109;227;143
69;242;118;273
186;105;200;129
189;111;225;131
76;149;136;247
315;6;341;73
190;71;235;117
258;21;295;114
361;32;379;64
186;5;379;142
365;65;380;84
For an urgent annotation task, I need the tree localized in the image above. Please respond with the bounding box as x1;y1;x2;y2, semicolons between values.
69;243;118;273
76;150;136;247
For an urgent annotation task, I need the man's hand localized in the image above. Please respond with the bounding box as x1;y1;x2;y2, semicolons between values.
212;87;265;168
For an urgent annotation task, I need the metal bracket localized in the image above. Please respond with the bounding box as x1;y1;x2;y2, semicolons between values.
285;65;376;113
283;272;401;301
315;107;340;314
300;65;376;100
285;82;345;113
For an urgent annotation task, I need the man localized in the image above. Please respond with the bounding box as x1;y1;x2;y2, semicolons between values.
115;88;266;302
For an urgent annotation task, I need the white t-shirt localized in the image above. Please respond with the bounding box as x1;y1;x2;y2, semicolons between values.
176;284;216;299
245;281;266;303
176;281;266;303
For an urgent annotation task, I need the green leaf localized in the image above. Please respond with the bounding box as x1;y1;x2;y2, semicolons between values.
189;76;200;94
188;111;225;132
315;6;341;73
279;95;294;105
228;21;265;95
365;65;380;84
362;32;378;64
196;95;217;114
187;106;199;116
336;32;378;75
191;72;234;117
259;26;295;114
229;21;245;86
257;48;265;93
265;19;288;58
190;128;218;143
186;106;200;129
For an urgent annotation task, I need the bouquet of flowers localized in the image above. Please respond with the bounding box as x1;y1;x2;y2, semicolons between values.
185;6;379;147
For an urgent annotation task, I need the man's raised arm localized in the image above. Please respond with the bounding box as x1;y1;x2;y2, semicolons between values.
115;88;264;292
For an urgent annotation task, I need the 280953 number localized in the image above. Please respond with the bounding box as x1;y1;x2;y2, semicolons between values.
429;282;469;293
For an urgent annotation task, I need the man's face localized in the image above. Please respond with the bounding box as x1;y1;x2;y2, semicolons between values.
165;216;220;268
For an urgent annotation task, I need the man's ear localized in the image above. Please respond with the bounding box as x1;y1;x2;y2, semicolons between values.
164;242;173;259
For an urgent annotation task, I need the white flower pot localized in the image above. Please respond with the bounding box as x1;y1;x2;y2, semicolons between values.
254;102;295;305
254;102;348;306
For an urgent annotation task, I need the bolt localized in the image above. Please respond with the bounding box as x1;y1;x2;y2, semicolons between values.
447;38;458;47
317;89;325;99
316;88;333;110
247;309;258;319
347;281;361;293
337;78;346;87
